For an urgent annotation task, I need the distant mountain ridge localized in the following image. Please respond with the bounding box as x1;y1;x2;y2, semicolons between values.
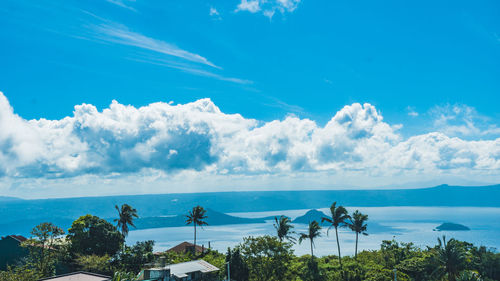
0;196;22;202
1;184;499;236
133;209;267;230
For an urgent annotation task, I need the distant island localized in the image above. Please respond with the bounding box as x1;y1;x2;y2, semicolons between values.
434;222;470;231
292;209;329;226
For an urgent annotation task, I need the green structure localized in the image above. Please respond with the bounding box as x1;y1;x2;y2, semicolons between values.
0;235;28;270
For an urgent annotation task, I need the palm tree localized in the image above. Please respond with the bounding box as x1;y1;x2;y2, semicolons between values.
273;216;296;243
348;210;368;259
114;204;139;238
186;205;208;252
298;220;322;258
321;202;350;273
432;236;466;281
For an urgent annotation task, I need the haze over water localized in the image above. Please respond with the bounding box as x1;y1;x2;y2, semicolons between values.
127;206;500;256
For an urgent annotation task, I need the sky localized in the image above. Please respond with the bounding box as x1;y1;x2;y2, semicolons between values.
0;0;499;198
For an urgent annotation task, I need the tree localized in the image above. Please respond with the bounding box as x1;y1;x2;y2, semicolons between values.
75;254;112;276
301;256;324;281
226;248;249;281
23;222;65;278
348;210;368;259
432;236;466;281
0;265;41;281
113;240;155;274
112;271;138;281
298;221;322;258
68;215;124;257
185;206;208;252
273;216;296;243
238;236;293;281
114;204;139;238
321;202;350;273
456;271;483;281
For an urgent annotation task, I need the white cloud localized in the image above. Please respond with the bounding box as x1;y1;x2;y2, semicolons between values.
407;106;419;117
430;104;500;138
237;0;261;13
85;21;252;84
130;56;252;84
209;7;220;17
1;92;499;190
106;0;136;11
93;23;219;68
236;0;301;18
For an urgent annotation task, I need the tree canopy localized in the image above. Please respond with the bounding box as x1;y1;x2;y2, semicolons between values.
68;215;124;257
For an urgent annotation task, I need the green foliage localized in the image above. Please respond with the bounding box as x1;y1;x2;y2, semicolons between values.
273;215;296;243
322;202;350;276
380;239;418;269
237;235;294;281
114;204;139;237
113;240;155;274
300;257;325;281
432;236;467;281
347;210;368;259
226;248;249;281
298;221;322;257
112;271;138;281
456;271;483;281
186;205;208;253
0;265;41;281
155;248;226;280
21;222;65;278
75;254;113;276
67;214;124;257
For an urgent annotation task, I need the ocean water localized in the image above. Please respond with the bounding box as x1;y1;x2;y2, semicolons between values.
126;207;500;257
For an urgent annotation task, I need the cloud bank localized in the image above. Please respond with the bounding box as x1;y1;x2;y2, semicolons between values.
1;92;499;185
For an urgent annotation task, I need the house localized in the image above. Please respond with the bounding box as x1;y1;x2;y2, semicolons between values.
0;235;28;270
138;259;219;281
165;242;206;255
37;271;111;281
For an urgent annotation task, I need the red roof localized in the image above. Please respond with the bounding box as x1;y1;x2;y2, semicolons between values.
166;241;205;254
7;235;27;242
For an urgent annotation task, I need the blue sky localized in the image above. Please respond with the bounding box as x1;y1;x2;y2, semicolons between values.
0;0;499;198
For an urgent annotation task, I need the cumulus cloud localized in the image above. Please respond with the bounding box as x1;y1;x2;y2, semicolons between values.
236;0;301;18
430;104;500;138
1;92;499;185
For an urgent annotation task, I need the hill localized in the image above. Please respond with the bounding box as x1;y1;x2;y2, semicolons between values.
134;209;267;230
292;209;329;226
434;222;470;231
0;196;22;202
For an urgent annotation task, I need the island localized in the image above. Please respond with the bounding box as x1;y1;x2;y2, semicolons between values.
434;222;470;231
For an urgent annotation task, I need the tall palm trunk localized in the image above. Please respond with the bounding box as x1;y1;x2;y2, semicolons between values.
193;222;197;251
355;232;358;259
310;239;314;258
335;227;343;277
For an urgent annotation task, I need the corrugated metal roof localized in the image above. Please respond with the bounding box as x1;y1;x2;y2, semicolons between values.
164;260;219;278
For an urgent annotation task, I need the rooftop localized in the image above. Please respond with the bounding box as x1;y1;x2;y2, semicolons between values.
38;271;111;281
166;260;219;278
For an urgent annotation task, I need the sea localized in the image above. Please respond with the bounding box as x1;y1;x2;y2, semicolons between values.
126;206;500;257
